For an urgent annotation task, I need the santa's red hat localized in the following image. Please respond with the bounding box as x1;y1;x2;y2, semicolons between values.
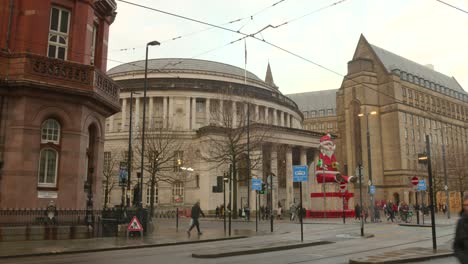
320;134;332;143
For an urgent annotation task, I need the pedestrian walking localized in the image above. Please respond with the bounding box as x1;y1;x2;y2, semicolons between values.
244;206;250;221
187;201;205;236
454;194;468;263
215;206;220;218
290;203;297;221
355;204;361;220
277;206;282;220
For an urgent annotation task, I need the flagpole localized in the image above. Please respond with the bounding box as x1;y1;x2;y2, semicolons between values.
244;39;251;212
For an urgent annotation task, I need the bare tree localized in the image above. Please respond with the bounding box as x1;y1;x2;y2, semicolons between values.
134;126;195;216
199;87;269;218
102;151;122;208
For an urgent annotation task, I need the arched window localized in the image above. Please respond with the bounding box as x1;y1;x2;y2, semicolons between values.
39;119;61;187
38;148;58;187
41;119;61;144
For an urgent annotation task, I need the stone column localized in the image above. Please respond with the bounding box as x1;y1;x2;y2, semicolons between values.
286;145;293;208
186;97;191;130
287;114;291;128
264;107;269;124
121;98;126;131
205;98;210;125
279;111;284;127
163;97;168;128
168;97;174;128
232;101;237;127
255;105;259;122
270;145;278;211
300;147;310;209
191;97;196;130
273;109;278;126
148;97;154;129
135;97;140;129
219;100;224;126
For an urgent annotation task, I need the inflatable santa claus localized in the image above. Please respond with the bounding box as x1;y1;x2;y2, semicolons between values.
315;134;356;184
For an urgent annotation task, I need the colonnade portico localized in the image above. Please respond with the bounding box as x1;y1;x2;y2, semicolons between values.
110;94;301;133
242;140;318;213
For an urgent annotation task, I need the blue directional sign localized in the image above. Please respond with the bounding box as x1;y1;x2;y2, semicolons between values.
417;180;427;191
369;185;376;194
293;165;308;182
252;178;262;191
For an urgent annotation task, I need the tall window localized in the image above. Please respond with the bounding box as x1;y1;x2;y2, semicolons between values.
48;6;70;60
172;181;184;203
90;24;98;65
38;148;58;187
146;185;158;204
38;119;61;187
104;152;111;170
196;99;205;113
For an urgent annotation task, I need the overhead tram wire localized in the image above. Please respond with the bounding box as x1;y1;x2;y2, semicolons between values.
436;0;468;14
112;0;291;53
116;0;468;137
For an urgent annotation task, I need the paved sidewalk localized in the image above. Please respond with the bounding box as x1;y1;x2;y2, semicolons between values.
349;247;454;264
0;225;249;259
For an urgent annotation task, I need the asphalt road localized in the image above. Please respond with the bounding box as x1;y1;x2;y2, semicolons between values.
1;217;459;264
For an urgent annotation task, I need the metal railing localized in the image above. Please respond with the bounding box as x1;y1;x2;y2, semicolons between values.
0;208;103;227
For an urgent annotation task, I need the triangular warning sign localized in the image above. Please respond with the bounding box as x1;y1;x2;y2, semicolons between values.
127;216;143;231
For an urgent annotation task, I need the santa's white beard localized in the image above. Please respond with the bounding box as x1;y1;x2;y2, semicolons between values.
322;149;334;158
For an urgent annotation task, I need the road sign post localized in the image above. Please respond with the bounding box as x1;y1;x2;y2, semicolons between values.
252;178;262;233
293;165;308;242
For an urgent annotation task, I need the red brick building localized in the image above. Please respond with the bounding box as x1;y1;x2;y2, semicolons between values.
0;0;120;209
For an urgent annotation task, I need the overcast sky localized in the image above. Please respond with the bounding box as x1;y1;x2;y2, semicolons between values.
108;0;468;95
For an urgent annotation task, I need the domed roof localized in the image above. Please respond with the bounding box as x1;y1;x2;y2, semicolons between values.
107;58;263;83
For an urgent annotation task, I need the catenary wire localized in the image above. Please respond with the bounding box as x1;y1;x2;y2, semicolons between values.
115;0;467;139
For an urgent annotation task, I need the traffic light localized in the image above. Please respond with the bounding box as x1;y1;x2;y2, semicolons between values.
260;183;266;194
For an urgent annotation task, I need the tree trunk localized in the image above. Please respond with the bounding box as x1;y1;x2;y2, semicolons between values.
104;182;109;208
150;172;156;217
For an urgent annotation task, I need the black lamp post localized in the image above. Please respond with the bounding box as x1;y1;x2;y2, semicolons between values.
358;110;377;222
139;40;160;208
126;91;140;208
223;172;228;233
84;168;94;227
418;135;437;250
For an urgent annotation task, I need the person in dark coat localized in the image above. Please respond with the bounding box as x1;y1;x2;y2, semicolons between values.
187;201;205;236
454;194;468;263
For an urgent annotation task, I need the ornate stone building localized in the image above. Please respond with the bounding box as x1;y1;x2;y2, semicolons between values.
0;0;120;208
104;59;340;213
292;35;468;212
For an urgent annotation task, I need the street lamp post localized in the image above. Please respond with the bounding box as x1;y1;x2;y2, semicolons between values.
418;135;437;250
435;126;450;219
127;91;140;208
139;40;160;208
358;164;364;236
358;111;377;222
223;173;228;233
